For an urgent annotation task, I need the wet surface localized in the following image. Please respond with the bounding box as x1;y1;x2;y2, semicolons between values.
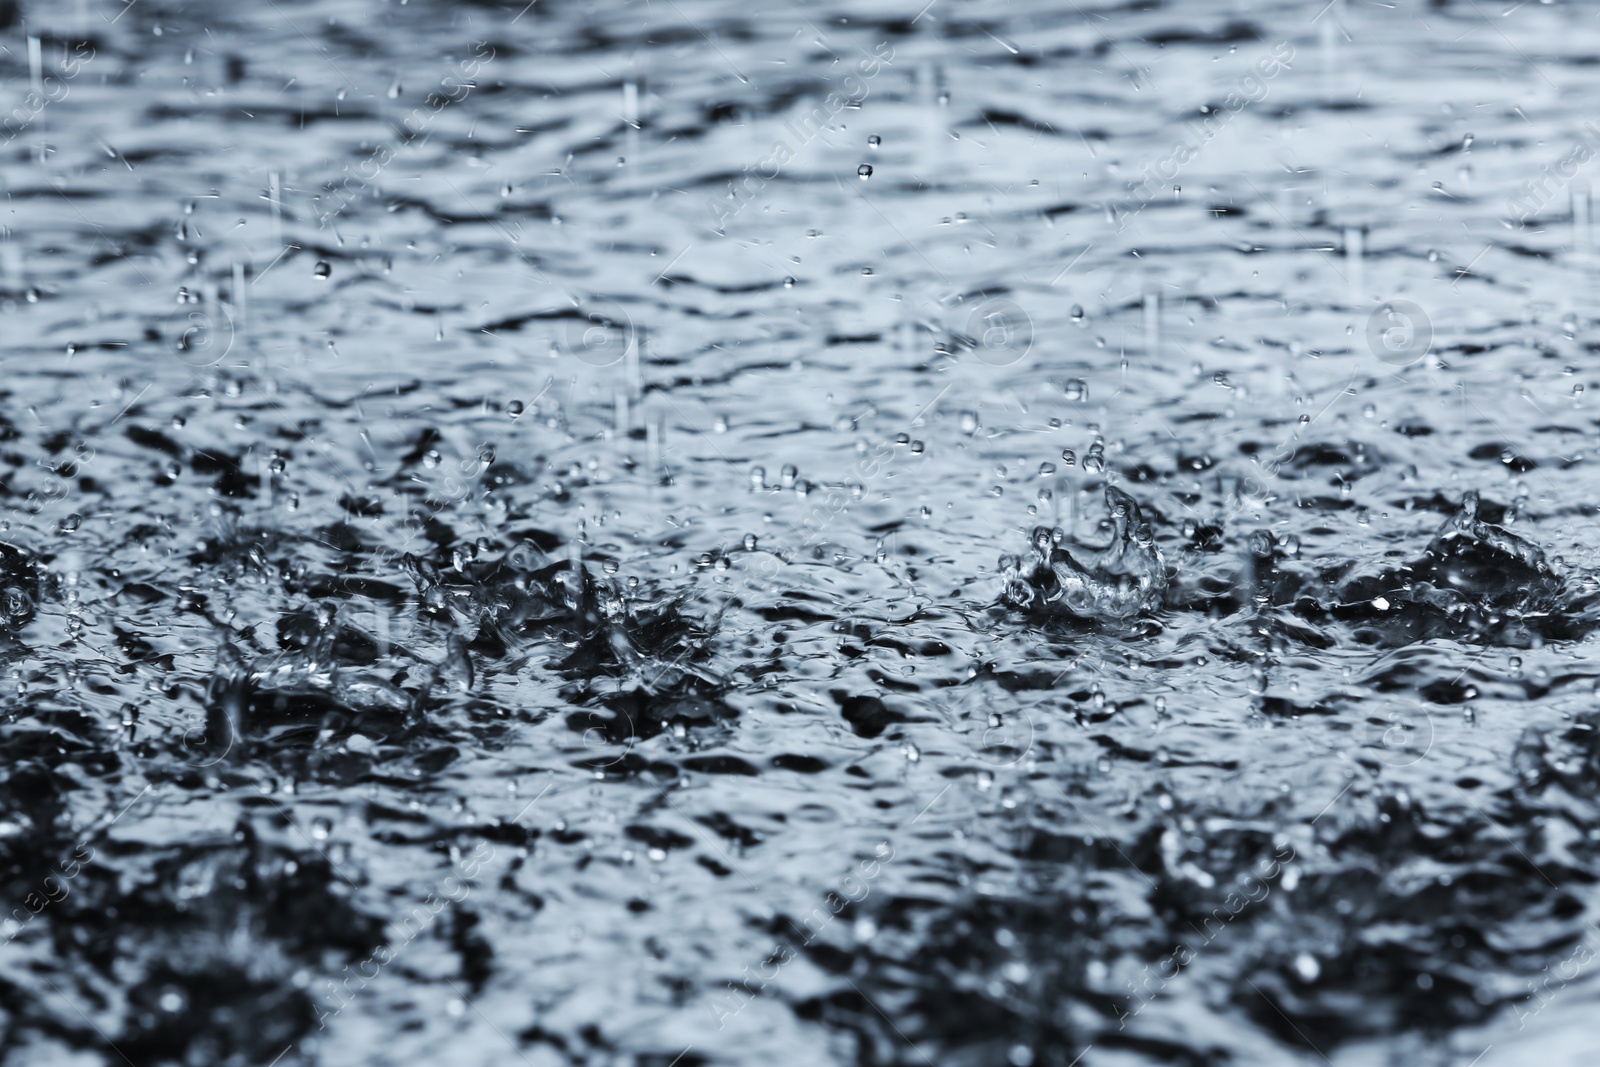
3;0;1600;1063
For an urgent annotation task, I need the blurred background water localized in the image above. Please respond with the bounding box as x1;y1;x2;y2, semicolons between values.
2;0;1600;1064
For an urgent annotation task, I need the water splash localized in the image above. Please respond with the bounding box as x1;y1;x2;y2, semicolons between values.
1000;486;1169;620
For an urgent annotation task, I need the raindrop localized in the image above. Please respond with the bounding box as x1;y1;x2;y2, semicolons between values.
314;261;331;280
868;135;881;148
857;164;873;180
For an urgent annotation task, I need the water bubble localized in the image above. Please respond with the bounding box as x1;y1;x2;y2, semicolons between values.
1070;304;1084;322
1063;378;1087;401
1061;449;1076;466
959;411;980;435
1083;453;1105;473
857;164;873;180
313;260;331;280
868;135;881;148
59;514;82;533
